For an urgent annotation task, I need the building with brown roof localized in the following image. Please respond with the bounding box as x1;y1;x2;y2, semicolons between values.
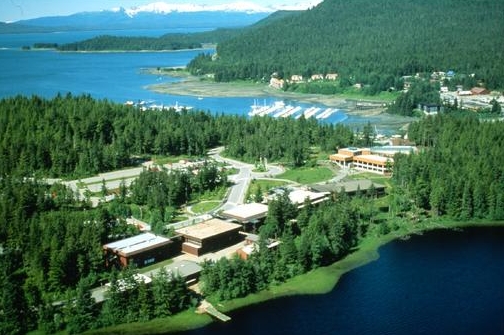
471;87;490;95
176;219;243;256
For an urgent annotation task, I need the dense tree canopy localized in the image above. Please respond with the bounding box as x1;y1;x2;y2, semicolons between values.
393;113;504;219
188;0;504;89
200;193;360;300
0;94;354;178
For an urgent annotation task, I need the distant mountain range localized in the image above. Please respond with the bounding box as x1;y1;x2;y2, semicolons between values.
1;1;321;33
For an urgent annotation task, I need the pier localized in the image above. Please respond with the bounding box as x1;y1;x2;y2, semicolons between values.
205;304;232;322
248;102;338;120
198;300;232;322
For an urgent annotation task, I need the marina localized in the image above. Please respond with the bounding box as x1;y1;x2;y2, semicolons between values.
249;101;340;120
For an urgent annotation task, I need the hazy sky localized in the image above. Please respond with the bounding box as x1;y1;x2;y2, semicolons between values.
2;1;317;22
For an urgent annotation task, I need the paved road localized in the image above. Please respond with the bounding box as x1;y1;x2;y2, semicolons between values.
208;147;284;212
54;146;284;215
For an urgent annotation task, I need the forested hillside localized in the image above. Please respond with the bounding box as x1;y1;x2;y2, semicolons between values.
0;94;354;178
188;0;504;88
394;114;504;219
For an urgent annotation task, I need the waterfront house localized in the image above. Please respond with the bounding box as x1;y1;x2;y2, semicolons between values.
291;75;303;83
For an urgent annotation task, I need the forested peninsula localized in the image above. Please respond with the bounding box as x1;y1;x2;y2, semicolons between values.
43;0;504;98
1;94;503;335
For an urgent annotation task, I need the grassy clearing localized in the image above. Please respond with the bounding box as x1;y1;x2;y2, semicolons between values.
192;186;228;202
277;166;334;184
346;171;392;186
190;201;222;214
246;179;290;202
83;309;213;335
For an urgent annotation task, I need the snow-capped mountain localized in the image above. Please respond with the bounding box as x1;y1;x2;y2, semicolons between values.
8;1;322;32
114;1;322;17
116;2;273;17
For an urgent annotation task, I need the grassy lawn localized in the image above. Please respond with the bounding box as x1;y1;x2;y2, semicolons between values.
190;201;221;214
192;186;228;202
83;309;213;335
346;171;392;186
277;166;334;184
246;179;290;201
338;89;399;102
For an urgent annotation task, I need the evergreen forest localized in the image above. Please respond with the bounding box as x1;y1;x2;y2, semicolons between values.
188;0;504;90
1;94;504;334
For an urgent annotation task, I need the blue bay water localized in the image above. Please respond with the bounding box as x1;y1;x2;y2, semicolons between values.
184;227;504;335
0;30;348;124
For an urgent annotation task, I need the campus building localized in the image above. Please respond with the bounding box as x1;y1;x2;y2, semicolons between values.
176;218;243;256
236;233;281;260
221;203;269;224
329;147;393;175
103;233;178;268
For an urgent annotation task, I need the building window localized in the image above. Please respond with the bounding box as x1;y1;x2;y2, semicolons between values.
144;257;155;265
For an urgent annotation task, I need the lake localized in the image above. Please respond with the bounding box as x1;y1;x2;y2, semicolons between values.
182;227;504;335
0;29;374;129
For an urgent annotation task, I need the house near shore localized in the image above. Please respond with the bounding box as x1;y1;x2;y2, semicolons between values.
310;74;324;81
236;233;281;260
290;75;303;83
270;77;285;89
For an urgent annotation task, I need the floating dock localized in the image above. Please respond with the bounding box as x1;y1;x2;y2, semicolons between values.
205;304;231;322
249;101;337;120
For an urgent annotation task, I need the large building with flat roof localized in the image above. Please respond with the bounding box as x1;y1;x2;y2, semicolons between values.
221;203;269;223
310;179;386;196
176;218;242;256
103;233;177;268
330;147;393;175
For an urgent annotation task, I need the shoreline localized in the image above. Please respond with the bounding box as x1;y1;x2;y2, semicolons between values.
146;73;416;132
56;47;211;54
85;220;504;335
146;71;390;114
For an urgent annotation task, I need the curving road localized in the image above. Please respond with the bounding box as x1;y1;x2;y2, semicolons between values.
208;147;284;212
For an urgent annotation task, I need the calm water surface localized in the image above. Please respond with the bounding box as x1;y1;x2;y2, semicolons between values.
1;30;358;126
182;227;504;335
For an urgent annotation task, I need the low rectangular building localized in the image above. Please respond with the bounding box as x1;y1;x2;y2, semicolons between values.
353;154;392;174
221;203;269;223
310;179;386;196
176;219;242;256
103;233;174;268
